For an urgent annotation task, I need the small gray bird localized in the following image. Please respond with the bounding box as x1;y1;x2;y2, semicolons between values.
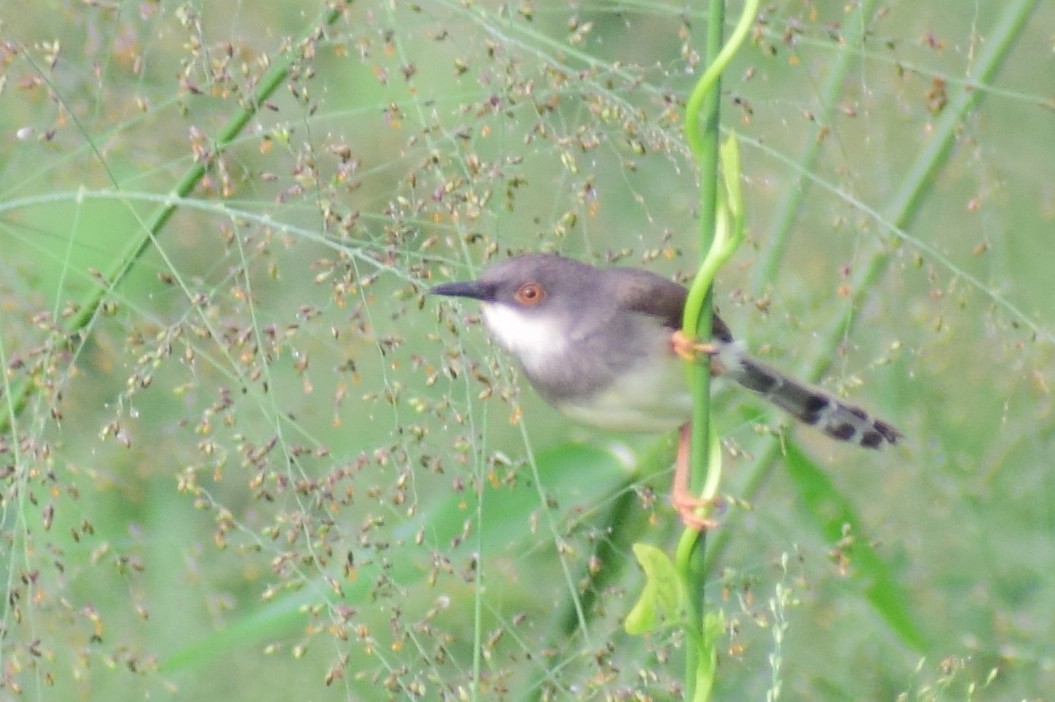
431;253;900;525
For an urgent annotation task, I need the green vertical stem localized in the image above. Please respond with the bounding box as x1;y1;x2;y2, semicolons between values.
680;0;724;697
676;0;759;696
688;0;726;496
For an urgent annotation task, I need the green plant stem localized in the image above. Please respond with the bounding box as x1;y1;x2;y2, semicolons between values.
679;3;723;695
677;0;758;698
0;2;350;435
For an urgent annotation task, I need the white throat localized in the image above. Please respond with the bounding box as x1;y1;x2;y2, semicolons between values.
481;303;568;375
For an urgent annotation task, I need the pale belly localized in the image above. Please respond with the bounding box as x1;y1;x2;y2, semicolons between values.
555;354;693;433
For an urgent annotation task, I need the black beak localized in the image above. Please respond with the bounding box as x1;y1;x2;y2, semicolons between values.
429;279;495;302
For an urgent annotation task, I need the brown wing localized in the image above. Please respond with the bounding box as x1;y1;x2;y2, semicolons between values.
611;268;732;341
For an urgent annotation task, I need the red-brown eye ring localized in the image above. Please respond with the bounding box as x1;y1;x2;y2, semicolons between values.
514;282;545;306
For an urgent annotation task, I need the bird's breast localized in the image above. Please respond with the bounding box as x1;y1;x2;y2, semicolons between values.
481;303;693;433
554;350;693;433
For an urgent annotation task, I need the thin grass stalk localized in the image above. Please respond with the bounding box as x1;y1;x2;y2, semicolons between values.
0;3;350;435
749;0;882;293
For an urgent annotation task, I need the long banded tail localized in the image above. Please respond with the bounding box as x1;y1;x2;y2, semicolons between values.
718;345;901;448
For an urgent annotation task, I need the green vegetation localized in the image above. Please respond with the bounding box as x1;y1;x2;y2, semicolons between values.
1;1;1051;699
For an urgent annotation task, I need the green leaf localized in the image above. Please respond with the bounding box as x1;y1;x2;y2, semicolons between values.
625;542;687;635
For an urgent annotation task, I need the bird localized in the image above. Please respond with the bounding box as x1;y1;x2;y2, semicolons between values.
430;253;900;528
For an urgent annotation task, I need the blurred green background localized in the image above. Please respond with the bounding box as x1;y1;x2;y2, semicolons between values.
1;0;1053;699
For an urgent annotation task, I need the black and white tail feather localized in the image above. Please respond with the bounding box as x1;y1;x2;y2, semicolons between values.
715;341;901;448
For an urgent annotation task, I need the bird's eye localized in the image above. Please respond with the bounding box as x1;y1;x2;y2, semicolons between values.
514;282;545;306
